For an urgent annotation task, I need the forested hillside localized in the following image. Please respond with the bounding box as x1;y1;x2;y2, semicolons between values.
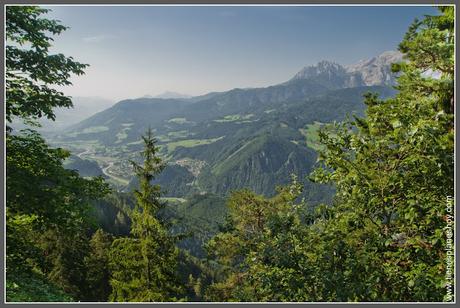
47;68;396;199
5;5;454;303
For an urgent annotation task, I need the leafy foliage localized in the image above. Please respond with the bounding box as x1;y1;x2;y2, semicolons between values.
6;6;87;126
6;130;109;272
310;6;454;301
6;6;110;302
204;178;304;301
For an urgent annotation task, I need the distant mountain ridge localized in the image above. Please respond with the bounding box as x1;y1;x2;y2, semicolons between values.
155;91;192;99
143;91;192;99
12;96;115;132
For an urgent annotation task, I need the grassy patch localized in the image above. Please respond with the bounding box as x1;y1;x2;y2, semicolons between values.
161;197;187;204
167;130;190;139
82;126;109;134
63;131;80;138
106;176;130;187
115;127;131;144
48;140;100;150
236;119;258;124
299;121;324;151
166;136;224;152
167;117;188;124
126;140;143;145
156;135;171;142
213;114;254;123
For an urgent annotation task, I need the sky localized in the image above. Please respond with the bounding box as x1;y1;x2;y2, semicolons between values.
41;5;437;102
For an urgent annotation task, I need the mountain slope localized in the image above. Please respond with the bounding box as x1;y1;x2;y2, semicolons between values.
47;51;400;203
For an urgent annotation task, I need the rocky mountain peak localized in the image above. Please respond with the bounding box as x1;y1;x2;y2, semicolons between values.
290;50;403;88
344;50;403;86
291;60;347;81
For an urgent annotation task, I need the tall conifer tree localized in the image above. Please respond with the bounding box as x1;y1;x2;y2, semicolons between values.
109;128;181;302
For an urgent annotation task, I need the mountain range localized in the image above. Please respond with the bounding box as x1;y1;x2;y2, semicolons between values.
46;50;401;205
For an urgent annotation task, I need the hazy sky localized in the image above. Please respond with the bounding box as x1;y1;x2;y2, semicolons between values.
42;5;437;102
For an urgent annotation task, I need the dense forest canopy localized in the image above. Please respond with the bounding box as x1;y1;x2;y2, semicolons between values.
5;5;455;303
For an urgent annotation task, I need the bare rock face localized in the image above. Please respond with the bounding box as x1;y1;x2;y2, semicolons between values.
289;60;355;89
291;60;348;80
344;50;403;86
290;50;403;88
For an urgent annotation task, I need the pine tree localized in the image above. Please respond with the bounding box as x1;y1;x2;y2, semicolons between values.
84;229;113;301
109;128;181;302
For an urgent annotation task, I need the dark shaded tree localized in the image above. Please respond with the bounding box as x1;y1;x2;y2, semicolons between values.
84;229;114;301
